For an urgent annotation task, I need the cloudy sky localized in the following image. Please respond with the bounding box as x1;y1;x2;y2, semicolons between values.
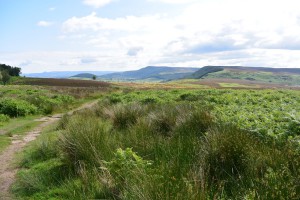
1;0;300;73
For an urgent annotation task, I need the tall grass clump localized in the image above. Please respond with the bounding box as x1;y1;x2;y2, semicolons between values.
104;103;147;130
199;126;258;197
59;115;113;169
197;124;300;198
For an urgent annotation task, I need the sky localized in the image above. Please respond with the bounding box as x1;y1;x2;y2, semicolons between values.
1;0;300;73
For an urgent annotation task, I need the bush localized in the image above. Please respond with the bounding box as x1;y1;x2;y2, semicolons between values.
179;93;199;101
0;98;37;117
26;94;74;115
0;114;9;122
107;95;122;104
140;97;158;104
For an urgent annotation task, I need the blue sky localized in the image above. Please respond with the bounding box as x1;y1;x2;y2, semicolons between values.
1;0;300;73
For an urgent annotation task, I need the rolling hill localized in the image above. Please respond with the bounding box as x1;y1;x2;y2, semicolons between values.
98;66;199;81
24;71;115;78
187;66;300;86
70;73;96;79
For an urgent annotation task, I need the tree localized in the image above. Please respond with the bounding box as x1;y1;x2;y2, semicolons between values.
92;75;96;80
0;64;21;76
1;70;11;85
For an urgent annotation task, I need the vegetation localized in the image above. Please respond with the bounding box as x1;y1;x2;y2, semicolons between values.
0;63;21;77
13;88;300;199
0;84;110;154
99;66;199;82
0;86;75;119
69;73;97;80
1;70;11;85
203;67;300;86
186;66;224;79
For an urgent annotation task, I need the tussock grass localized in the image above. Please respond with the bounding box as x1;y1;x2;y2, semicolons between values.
13;89;300;199
59;115;113;168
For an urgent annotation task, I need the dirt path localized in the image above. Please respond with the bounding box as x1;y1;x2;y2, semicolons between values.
0;100;98;199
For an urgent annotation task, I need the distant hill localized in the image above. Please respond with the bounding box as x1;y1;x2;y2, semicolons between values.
186;66;224;79
99;66;199;81
188;66;300;86
23;71;115;78
70;73;96;79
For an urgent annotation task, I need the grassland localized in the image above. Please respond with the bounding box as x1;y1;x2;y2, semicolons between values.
11;86;300;199
0;81;111;154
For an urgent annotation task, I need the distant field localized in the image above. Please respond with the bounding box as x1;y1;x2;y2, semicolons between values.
112;78;298;90
204;68;300;86
13;78;110;88
176;78;300;89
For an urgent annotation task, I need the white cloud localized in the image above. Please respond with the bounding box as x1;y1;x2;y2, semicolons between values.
49;7;56;11
62;12;163;32
58;0;300;70
37;21;53;27
83;0;113;8
7;0;300;73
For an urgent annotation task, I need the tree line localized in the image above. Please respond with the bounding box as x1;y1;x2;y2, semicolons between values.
0;63;21;85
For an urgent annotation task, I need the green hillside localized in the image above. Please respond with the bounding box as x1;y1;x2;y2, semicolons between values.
189;66;300;86
70;73;96;79
99;66;199;82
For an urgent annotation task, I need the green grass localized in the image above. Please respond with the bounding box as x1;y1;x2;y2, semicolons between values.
0;135;11;152
0;116;44;154
0;116;42;135
12;88;300;199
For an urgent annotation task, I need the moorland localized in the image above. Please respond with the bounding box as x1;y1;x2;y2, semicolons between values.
0;64;300;199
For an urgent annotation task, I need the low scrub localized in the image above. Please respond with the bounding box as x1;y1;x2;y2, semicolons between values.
0;98;37;117
0;113;9;122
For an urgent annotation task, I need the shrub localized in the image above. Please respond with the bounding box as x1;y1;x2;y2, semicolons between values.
0;114;9;122
107;95;122;104
140;97;158;104
0;98;37;117
179;93;199;101
26;94;74;115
